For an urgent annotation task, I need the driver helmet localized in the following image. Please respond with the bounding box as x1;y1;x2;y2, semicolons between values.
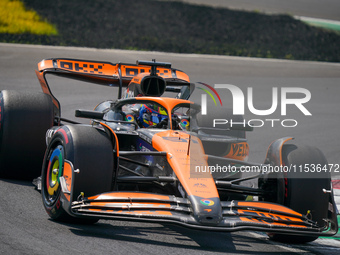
138;104;167;128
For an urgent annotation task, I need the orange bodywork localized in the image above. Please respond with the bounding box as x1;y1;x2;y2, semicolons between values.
88;192;171;200
37;58;190;83
239;217;307;228
152;130;219;198
132;97;219;198
237;201;302;216
88;208;173;216
62;161;73;202
35;69;59;113
238;209;304;223
74;192;176;216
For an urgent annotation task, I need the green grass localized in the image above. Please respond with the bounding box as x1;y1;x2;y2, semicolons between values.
0;0;57;35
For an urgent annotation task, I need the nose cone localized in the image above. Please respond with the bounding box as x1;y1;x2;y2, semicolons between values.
189;196;222;225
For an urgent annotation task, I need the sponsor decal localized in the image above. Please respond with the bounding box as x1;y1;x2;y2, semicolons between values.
180;119;190;129
231;143;249;157
124;67;171;78
59;61;103;74
200;199;215;206
126;114;135;122
194;183;207;188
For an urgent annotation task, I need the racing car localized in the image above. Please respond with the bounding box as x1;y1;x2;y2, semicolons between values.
0;58;338;243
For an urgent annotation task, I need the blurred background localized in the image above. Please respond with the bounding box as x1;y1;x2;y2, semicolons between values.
0;0;339;62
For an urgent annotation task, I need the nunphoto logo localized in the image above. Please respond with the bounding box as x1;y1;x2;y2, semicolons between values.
198;83;312;128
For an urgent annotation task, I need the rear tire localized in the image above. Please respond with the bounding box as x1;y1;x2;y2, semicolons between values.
0;90;53;179
41;125;114;223
268;144;331;243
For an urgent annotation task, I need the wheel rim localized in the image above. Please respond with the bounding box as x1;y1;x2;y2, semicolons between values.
44;145;64;205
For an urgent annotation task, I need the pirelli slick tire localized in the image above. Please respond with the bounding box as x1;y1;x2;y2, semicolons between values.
196;108;245;156
41;125;114;224
0;90;54;180
268;144;331;243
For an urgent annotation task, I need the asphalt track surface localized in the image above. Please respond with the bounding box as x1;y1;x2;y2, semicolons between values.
165;0;340;21
1;43;340;254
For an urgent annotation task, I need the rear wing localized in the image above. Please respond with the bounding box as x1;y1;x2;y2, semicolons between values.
35;58;191;122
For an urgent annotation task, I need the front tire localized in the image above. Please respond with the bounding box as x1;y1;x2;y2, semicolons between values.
268;144;331;243
41;125;114;223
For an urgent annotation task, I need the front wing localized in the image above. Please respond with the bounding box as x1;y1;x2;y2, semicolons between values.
59;163;338;236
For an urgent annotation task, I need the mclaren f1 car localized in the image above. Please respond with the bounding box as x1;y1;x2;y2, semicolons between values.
0;58;338;243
